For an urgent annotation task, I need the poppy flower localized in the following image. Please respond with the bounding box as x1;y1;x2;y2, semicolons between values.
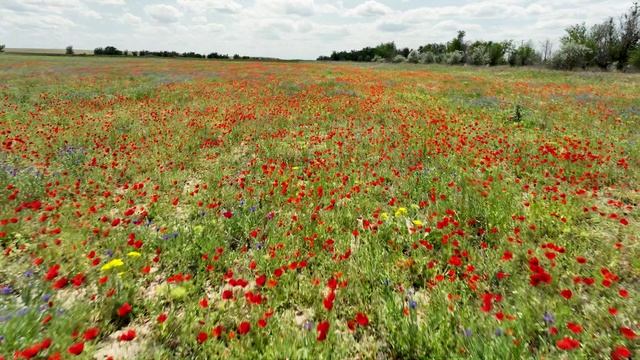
611;346;632;360
355;313;369;327
67;342;84;356
83;327;100;341
556;337;580;350
560;289;572;299
197;332;208;343
566;322;582;334
238;321;251;335
117;302;132;317
620;327;636;340
118;329;136;341
317;320;330;341
211;325;224;338
157;313;168;323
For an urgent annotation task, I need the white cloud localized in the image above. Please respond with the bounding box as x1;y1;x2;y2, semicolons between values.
89;0;126;5
256;0;316;16
122;12;142;26
346;1;392;17
377;20;409;32
145;4;182;23
176;0;242;14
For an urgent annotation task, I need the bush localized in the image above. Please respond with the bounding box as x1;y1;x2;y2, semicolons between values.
371;55;385;63
444;51;464;65
418;52;436;64
551;41;592;70
66;46;74;55
407;50;420;64
0;44;5;53
467;45;489;65
392;55;407;63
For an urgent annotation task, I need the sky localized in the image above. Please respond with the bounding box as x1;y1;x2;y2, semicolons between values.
1;0;633;59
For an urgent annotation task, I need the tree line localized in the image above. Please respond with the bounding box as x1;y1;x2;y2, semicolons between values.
318;2;640;71
91;46;271;60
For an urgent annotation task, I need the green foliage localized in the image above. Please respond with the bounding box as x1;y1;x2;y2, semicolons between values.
447;30;467;53
65;46;74;55
551;42;592;70
630;47;640;68
445;50;464;65
407;50;420;64
508;42;540;66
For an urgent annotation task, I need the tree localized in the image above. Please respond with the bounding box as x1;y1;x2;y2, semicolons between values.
551;42;592;70
540;39;553;63
617;2;640;69
589;18;619;69
0;44;5;53
66;46;74;55
630;47;640;68
407;49;420;63
447;30;466;53
509;41;540;66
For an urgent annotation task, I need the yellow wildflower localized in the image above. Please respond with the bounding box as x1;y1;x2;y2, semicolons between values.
127;251;141;258
101;258;124;271
412;220;423;226
395;207;408;217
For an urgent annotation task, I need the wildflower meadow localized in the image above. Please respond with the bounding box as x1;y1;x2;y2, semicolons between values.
0;55;638;359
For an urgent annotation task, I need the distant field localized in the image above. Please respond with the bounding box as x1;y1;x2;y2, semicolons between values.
4;48;94;55
0;55;638;359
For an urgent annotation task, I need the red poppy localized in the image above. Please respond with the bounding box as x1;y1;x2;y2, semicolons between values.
556;337;580;350
199;297;208;308
238;321;251;335
611;346;632;360
119;329;136;342
355;313;369;327
83;327;100;341
222;290;234;300
317;320;330;341
211;325;224;338
157;313;168;323
567;322;582;334
67;342;84;356
560;289;572;299
197;332;208;343
620;327;636;340
117;302;132;317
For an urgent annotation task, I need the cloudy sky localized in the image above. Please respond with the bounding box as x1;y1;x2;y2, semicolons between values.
1;0;632;59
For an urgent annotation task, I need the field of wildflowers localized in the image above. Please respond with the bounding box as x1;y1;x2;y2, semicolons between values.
0;55;638;359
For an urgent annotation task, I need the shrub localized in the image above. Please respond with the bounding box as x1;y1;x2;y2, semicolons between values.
551;41;592;70
444;51;464;65
392;55;407;63
418;52;436;64
66;46;74;55
467;45;489;65
407;50;420;63
0;44;5;53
